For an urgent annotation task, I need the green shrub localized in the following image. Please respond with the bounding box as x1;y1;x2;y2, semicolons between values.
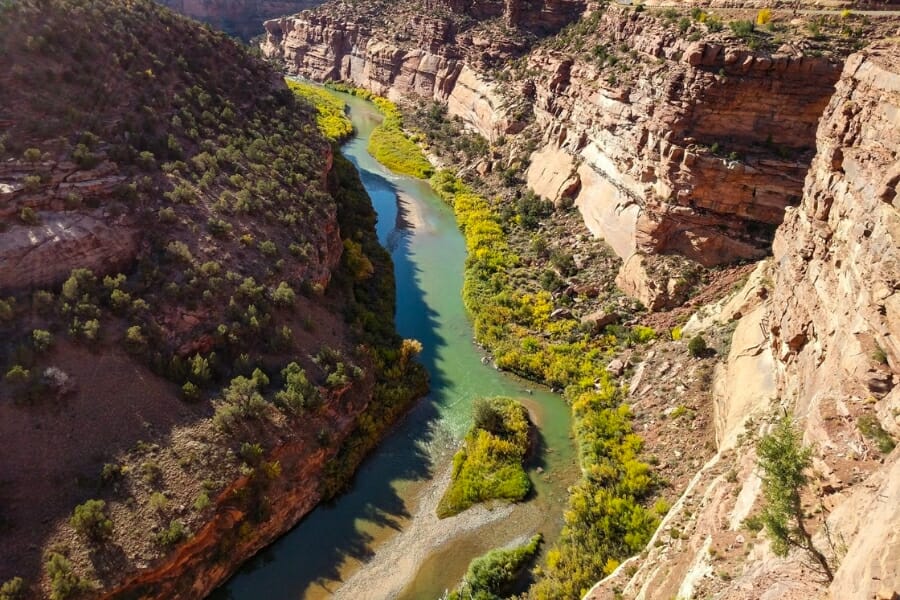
271;281;295;307
45;553;91;600
274;362;318;414
155;520;186;547
729;19;755;39
0;577;25;600
449;534;542;600
213;375;269;431
71;143;100;169
193;492;211;512
437;397;531;518
688;334;707;358
149;492;168;513
857;414;896;454
18;207;39;225
70;499;112;542
32;329;53;353
23;147;42;163
757;416;833;581
4;365;30;386
181;381;200;401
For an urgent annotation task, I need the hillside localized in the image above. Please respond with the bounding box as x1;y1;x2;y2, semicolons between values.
262;1;900;598
0;1;425;598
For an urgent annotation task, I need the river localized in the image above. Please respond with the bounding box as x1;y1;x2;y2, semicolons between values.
210;89;577;600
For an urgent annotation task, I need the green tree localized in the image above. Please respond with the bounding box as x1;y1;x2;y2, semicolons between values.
0;577;25;600
271;281;295;307
70;499;112;542
757;416;833;581
32;329;53;353
45;553;90;600
687;334;707;358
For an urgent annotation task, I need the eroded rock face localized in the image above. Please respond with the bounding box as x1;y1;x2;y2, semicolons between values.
262;1;585;140
525;7;841;268
0;213;140;292
587;43;900;600
767;44;900;599
158;0;325;39
768;45;900;415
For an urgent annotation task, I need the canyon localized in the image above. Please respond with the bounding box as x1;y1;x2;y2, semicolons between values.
0;2;424;598
263;3;857;309
264;1;900;598
1;0;898;598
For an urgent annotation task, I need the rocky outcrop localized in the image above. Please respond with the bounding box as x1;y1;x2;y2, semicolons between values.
100;379;372;600
767;43;900;598
767;44;900;429
0;213;139;292
262;0;585;140
587;42;900;600
158;0;325;39
525;7;841;269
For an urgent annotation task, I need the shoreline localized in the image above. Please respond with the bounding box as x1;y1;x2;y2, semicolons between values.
333;463;515;600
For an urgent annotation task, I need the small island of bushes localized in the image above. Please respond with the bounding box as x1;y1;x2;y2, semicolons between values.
437;396;532;518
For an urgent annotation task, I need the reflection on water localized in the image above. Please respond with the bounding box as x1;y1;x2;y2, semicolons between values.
210;88;577;600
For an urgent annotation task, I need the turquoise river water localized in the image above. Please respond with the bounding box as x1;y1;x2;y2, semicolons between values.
210;89;577;599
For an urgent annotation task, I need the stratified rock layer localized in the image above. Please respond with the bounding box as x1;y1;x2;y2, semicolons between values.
525;7;841;268
768;44;900;599
262;1;586;140
587;42;900;600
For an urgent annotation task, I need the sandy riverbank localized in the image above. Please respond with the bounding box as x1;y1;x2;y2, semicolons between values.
333;463;515;600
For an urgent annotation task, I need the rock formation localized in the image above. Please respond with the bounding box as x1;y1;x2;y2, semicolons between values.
587;42;900;600
520;6;850;274
262;0;587;140
264;3;853;310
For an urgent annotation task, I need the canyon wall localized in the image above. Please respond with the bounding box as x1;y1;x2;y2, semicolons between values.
158;0;325;39
101;379;373;600
265;3;844;312
262;0;586;141
587;42;900;600
524;8;841;270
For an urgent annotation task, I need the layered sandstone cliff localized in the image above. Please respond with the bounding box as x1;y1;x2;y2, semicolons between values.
587;42;900;600
524;8;841;271
264;2;858;311
262;0;586;140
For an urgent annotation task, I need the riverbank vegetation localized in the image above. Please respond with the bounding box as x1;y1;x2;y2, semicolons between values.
430;170;659;598
447;534;542;600
437;397;532;518
286;79;353;142
327;83;433;178
325;87;659;598
319;154;430;497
